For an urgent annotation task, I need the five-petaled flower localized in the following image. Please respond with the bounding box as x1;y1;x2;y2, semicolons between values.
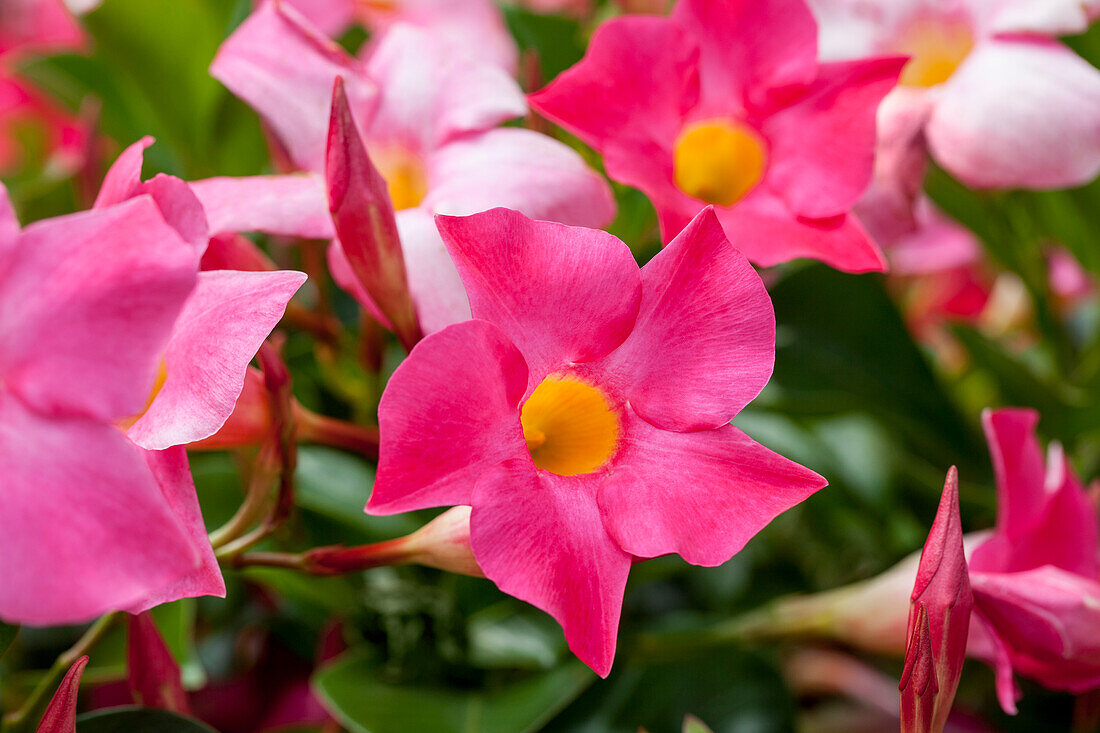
530;0;905;272
366;206;827;675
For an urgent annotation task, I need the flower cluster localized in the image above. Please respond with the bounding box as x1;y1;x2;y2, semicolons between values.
2;0;1100;731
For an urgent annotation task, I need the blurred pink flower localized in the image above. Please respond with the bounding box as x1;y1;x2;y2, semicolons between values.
367;206;826;675
530;0;905;272
0;184;224;625
0;0;83;57
274;0;518;71
901;467;972;732
0;73;87;175
809;0;1100;189
211;3;614;333
968;408;1100;713
92;138;308;451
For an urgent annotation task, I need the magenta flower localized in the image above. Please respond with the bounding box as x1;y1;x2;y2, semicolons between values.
529;0;905;272
91;138;308;451
211;3;614;333
967;408;1100;712
367;206;826;675
0;184;224;625
809;0;1100;189
901;467;972;733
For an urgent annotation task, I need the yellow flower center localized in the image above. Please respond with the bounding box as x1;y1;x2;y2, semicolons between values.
673;120;767;207
520;376;619;477
894;19;974;87
373;147;428;211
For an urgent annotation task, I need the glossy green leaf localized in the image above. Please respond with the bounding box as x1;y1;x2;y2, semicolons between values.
313;650;593;733
75;707;217;733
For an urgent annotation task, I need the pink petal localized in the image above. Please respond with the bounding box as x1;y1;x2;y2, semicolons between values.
327;77;422;349
368;319;528;515
973;0;1097;35
979;408;1048;546
529;16;698;192
436;208;642;390
972;566;1100;697
967;610;1021;714
363;24;525;151
326;237;391;328
927;38;1100;189
127;445;226;612
763;56;905;219
94;138;208;253
272;0;355;36
715;193;887;272
597;414;825;566
190;174;335;239
471;459;632;677
128;611;191;713
396;208;473;333
593;208;774;431
210;1;377;171
886;199;982;276
0;181;18;242
359;0;518;73
671;0;818;108
128;270;307;450
0;395;201;625
94;136;153;208
0;197;196;422
424;127;616;229
37;656;87;733
200;233;277;272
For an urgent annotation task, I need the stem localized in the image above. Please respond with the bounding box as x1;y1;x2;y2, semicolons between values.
209;444;278;550
2;613;118;733
233;538;413;575
296;408;379;458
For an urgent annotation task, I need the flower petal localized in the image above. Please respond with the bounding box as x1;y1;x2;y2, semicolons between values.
398;208;473;333
369;319;528;515
530;16;696;155
0;181;18;244
763;56;905;219
93;135;153;208
190;173;335;239
364;23;525;151
127;445;226;612
979;408;1048;546
37;656;87;733
471;459;631;677
597;415;825;566
594;208;774;431
717;193;887;272
436;208;641;389
927;39;1100;189
274;0;355;36
128;270;307;450
0;197;196;422
210;1;377;171
425;128;616;229
0;395;201;625
972;0;1096;35
672;0;818;107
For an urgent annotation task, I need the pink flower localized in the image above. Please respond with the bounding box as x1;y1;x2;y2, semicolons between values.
275;0;519;71
0;73;87;175
0;184;224;625
809;0;1100;189
0;0;84;57
968;408;1100;712
901;467;972;733
91;138;309;451
211;3;614;333
529;0;905;272
367;206;826;676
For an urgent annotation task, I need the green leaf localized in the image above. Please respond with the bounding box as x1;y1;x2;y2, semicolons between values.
467;603;567;670
313;651;594;733
75;707;218;733
502;7;586;82
0;622;18;659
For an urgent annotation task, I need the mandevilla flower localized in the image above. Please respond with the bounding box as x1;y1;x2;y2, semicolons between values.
968;408;1100;713
93;137;309;451
809;0;1100;189
0;184;224;624
367;206;827;675
211;2;613;333
530;0;905;272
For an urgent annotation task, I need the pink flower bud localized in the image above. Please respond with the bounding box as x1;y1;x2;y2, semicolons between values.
36;656;87;733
